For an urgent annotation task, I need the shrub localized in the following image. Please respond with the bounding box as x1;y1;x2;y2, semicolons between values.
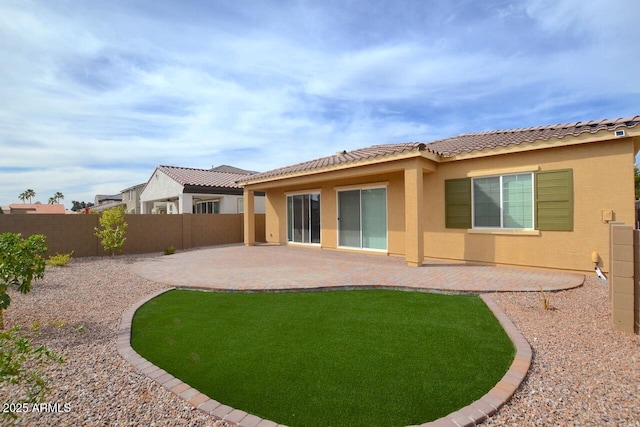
47;251;74;267
0;326;64;422
0;233;47;329
164;246;176;255
94;207;127;256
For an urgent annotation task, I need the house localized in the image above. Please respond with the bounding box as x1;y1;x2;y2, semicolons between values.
140;164;265;214
8;203;66;214
240;116;640;274
120;183;146;214
92;194;124;212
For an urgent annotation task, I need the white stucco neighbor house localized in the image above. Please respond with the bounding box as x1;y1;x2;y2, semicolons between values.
140;165;265;214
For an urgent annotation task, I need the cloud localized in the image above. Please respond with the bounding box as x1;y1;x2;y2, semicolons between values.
0;0;638;207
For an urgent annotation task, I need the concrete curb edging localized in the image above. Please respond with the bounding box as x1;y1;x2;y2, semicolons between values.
116;287;287;427
117;289;531;427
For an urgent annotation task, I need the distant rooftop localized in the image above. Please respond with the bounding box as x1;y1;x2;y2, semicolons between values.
9;204;66;214
157;164;258;189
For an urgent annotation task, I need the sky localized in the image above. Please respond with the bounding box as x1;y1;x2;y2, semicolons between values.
1;0;639;208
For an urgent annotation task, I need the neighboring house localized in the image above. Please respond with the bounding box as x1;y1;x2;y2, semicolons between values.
92;194;124;212
140;164;265;214
8;203;66;214
240;116;640;274
121;183;146;214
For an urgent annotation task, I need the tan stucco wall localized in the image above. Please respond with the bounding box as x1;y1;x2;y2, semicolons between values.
423;138;636;273
255;136;637;273
263;170;407;257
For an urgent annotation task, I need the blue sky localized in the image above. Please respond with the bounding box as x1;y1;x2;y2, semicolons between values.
1;0;638;208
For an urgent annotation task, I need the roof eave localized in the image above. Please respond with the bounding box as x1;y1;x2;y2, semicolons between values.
439;127;640;162
239;149;434;187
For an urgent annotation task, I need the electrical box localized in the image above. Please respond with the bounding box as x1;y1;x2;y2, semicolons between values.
602;209;614;222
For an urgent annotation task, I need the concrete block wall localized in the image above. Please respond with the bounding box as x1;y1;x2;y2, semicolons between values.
0;214;266;258
609;223;639;334
0;214;100;257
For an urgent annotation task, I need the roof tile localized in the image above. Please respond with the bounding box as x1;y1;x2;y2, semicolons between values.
240;116;639;184
240;142;426;183
158;165;255;189
425;116;640;156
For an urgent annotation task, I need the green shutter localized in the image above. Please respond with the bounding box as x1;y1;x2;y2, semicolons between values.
445;178;471;229
535;169;573;231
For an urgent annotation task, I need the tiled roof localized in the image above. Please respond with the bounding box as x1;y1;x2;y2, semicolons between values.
97;194;122;203
158;165;255;188
240;116;639;184
240;143;427;183
210;165;258;174
427;116;640;156
9;204;66;214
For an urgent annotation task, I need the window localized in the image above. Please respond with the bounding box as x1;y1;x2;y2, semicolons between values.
445;169;573;231
237;198;244;214
287;193;320;244
195;200;220;214
472;173;533;229
338;187;387;250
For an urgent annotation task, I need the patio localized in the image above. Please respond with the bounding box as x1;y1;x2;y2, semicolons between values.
124;244;586;426
133;244;584;293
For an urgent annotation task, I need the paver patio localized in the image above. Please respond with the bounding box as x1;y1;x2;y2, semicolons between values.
124;244;586;426
133;243;584;293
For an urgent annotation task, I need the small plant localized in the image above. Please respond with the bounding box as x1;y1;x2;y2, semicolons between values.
164;246;177;255
73;324;85;333
540;287;551;311
47;251;74;267
94;207;127;256
0;326;65;421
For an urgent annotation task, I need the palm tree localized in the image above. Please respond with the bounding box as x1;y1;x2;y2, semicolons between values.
18;192;28;203
24;189;36;204
49;192;64;204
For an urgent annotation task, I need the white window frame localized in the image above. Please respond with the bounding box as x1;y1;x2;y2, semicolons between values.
195;200;220;214
471;172;534;230
336;184;388;252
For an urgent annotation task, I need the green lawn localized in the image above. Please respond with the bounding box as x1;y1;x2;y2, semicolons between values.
131;289;514;427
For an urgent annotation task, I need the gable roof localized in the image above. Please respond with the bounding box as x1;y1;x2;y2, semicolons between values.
157;165;256;189
121;183;146;193
240;116;640;185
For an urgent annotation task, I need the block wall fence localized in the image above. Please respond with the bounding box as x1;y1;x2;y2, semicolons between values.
609;222;640;334
0;214;265;257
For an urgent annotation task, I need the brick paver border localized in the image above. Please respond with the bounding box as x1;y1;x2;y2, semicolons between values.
117;288;531;427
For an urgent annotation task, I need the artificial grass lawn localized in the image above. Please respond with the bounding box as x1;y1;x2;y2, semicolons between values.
131;290;514;427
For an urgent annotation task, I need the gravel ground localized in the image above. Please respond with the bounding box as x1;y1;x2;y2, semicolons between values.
2;255;228;427
486;276;640;427
2;255;639;426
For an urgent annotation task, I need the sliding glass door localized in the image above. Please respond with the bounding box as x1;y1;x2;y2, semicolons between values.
338;187;387;250
287;193;321;244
